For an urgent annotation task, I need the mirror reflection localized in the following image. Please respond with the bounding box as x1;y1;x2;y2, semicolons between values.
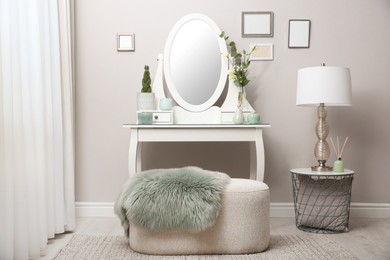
168;20;221;105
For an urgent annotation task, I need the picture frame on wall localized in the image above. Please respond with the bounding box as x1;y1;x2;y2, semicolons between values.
117;33;135;51
242;12;273;37
288;20;311;48
250;43;274;60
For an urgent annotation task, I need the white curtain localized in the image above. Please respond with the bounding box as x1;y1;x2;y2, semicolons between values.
0;0;75;259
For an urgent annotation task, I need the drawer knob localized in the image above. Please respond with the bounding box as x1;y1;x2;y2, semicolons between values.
154;115;159;120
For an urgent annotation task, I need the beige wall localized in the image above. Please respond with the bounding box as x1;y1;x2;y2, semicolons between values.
75;0;390;203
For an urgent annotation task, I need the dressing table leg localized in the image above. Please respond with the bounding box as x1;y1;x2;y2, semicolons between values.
129;128;142;178
250;129;265;182
136;143;142;173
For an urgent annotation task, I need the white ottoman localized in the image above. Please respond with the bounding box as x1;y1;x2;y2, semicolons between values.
129;178;270;255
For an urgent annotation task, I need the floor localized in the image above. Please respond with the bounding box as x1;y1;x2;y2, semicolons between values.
40;217;390;260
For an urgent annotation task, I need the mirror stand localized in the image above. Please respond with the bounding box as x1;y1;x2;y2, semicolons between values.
152;54;254;124
151;54;166;108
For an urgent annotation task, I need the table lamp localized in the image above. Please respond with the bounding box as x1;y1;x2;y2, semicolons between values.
296;64;352;171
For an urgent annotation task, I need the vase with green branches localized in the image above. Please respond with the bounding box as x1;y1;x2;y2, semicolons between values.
220;31;256;110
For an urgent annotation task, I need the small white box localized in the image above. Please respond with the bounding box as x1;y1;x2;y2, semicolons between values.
137;111;173;124
152;111;173;124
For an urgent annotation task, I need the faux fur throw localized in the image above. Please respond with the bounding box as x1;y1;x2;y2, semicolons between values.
114;166;230;236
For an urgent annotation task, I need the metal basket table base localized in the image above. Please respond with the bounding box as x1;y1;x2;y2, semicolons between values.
291;172;354;234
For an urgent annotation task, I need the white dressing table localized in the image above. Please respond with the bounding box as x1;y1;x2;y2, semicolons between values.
127;14;270;182
123;124;270;181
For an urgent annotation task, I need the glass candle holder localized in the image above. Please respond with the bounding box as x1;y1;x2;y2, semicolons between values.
137;112;153;124
159;98;172;110
247;112;260;124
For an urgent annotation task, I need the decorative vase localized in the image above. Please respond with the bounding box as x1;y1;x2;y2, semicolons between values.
237;86;246;109
137;93;155;111
233;108;244;124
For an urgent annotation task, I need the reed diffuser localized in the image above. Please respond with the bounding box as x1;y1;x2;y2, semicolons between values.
330;136;349;172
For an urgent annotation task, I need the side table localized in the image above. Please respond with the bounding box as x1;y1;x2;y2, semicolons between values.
290;168;354;234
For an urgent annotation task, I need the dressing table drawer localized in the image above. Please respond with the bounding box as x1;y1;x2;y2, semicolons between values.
152;111;173;124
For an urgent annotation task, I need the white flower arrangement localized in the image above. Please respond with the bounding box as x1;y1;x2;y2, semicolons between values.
220;31;256;108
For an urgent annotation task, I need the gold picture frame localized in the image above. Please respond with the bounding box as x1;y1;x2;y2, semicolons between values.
242;12;274;37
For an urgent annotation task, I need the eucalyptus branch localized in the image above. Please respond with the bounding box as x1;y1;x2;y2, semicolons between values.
219;31;256;88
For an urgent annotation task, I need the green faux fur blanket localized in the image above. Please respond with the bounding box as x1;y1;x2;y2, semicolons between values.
114;166;230;236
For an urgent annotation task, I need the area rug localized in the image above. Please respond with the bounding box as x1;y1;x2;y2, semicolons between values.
54;233;357;260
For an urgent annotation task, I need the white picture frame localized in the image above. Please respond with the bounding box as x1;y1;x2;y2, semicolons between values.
117;33;135;51
250;43;274;61
242;12;273;37
288;20;311;48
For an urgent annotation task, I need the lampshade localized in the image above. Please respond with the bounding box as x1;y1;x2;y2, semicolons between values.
296;66;352;106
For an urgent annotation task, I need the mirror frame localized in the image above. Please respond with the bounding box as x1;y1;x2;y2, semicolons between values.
163;13;228;112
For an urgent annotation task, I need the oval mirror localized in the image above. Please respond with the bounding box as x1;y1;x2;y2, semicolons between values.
164;14;228;112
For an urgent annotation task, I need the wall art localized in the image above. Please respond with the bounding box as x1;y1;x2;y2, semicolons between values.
117;33;135;51
288;20;311;48
250;43;274;60
242;12;273;37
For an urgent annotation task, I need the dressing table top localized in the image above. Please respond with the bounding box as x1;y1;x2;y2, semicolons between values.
123;124;270;129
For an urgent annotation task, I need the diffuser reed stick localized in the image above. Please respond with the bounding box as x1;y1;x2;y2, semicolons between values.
340;137;349;158
330;136;349;159
330;137;337;158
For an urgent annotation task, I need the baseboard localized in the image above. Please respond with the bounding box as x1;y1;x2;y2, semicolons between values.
269;202;390;218
75;202;116;217
75;202;390;218
349;203;390;218
269;203;295;218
